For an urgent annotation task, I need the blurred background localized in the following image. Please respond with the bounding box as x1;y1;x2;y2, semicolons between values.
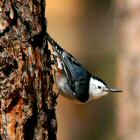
47;0;140;140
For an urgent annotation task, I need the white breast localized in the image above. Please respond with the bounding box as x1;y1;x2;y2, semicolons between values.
58;75;76;100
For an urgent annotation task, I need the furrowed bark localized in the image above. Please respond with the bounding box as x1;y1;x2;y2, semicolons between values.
0;0;57;139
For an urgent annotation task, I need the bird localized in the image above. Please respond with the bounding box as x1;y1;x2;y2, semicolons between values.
47;33;122;103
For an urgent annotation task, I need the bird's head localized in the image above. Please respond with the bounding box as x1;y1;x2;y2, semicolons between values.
89;76;122;100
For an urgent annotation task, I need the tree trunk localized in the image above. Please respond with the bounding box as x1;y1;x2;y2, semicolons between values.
0;0;56;139
115;1;140;140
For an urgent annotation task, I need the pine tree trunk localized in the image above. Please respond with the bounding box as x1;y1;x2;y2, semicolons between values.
0;0;57;139
115;1;140;140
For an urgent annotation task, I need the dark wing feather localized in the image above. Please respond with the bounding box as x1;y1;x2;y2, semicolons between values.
62;52;91;102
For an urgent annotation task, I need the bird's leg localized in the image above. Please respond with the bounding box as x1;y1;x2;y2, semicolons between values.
53;90;61;105
51;54;63;104
50;53;57;65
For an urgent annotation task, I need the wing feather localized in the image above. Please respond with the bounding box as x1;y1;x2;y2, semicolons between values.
62;52;91;102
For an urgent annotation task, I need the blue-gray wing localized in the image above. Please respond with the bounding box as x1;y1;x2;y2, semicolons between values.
62;52;91;102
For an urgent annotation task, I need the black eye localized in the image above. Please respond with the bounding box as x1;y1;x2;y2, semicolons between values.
98;86;101;89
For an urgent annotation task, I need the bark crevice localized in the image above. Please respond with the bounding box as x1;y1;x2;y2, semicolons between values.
0;0;57;139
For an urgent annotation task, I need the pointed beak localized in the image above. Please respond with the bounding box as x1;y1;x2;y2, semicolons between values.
104;87;123;93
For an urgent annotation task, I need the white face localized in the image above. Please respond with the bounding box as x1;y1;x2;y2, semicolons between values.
89;77;109;100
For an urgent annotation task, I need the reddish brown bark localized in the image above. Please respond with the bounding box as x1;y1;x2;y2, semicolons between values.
0;0;56;139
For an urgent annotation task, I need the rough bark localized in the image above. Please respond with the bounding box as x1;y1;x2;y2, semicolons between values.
115;1;140;140
0;0;56;139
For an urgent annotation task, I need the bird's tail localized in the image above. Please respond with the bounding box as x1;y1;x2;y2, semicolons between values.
46;32;64;56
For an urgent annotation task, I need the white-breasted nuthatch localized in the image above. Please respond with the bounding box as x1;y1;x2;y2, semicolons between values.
47;33;122;103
